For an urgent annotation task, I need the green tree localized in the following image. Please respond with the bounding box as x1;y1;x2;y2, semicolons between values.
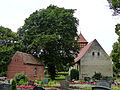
17;5;79;80
107;0;120;15
111;24;120;76
107;0;120;76
0;26;24;75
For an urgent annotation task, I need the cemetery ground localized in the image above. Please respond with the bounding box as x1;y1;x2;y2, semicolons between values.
14;78;120;90
1;72;120;89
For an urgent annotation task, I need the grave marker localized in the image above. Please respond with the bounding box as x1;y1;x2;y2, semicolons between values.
41;78;49;84
92;80;112;90
0;83;11;90
97;80;111;88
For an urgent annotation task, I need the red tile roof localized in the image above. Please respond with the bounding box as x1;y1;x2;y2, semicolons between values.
74;39;95;62
78;33;88;43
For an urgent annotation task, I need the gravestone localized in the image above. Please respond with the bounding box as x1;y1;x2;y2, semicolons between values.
0;84;2;90
96;80;111;87
0;83;11;90
92;86;112;90
60;80;70;90
92;80;112;90
7;79;10;84
33;86;45;90
107;78;114;84
84;77;91;83
41;78;49;84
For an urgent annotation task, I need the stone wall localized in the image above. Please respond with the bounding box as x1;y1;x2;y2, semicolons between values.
79;40;113;79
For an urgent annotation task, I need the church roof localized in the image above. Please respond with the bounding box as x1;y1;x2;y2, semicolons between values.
13;51;44;65
74;39;95;62
78;33;88;43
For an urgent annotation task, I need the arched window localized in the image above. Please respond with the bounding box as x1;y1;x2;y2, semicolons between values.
92;52;95;56
98;52;100;56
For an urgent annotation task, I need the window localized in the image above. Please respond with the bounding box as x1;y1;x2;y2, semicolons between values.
15;59;17;62
92;52;95;56
97;52;100;56
33;68;37;76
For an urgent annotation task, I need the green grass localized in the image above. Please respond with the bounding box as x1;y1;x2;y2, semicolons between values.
57;72;68;75
55;76;66;81
112;85;120;90
44;72;67;81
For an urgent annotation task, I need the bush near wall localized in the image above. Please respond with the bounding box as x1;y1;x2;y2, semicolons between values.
70;69;79;80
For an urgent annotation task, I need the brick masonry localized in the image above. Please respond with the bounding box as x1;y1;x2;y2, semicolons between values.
7;52;44;80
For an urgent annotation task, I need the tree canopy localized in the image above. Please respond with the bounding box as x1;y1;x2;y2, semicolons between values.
17;5;79;79
107;0;120;76
0;26;23;75
111;24;120;76
107;0;120;15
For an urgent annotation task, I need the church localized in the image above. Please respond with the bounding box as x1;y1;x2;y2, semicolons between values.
70;33;113;79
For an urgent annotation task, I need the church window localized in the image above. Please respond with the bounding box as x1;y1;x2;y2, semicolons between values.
97;52;100;56
92;52;95;56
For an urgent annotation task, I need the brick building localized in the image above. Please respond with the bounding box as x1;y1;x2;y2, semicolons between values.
70;33;113;79
7;51;44;80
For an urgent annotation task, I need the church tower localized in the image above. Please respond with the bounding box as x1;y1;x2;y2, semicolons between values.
77;33;88;49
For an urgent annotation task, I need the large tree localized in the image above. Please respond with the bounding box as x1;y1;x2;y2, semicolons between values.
107;0;120;15
17;5;79;79
111;24;120;76
0;26;24;75
107;0;120;76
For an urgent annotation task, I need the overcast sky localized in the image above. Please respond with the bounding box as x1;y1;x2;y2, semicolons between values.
0;0;120;54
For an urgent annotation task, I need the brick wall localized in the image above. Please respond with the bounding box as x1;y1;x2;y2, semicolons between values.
7;52;44;80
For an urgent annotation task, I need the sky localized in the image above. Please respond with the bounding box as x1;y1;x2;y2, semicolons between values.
0;0;120;54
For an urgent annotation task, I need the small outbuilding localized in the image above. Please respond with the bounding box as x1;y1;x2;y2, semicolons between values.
7;51;44;80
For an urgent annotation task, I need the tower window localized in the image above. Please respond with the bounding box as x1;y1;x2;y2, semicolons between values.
92;52;95;56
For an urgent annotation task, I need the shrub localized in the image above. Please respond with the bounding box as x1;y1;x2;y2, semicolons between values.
102;76;113;79
70;69;79;80
17;80;27;85
10;79;17;90
0;72;6;77
15;73;28;84
92;72;102;80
